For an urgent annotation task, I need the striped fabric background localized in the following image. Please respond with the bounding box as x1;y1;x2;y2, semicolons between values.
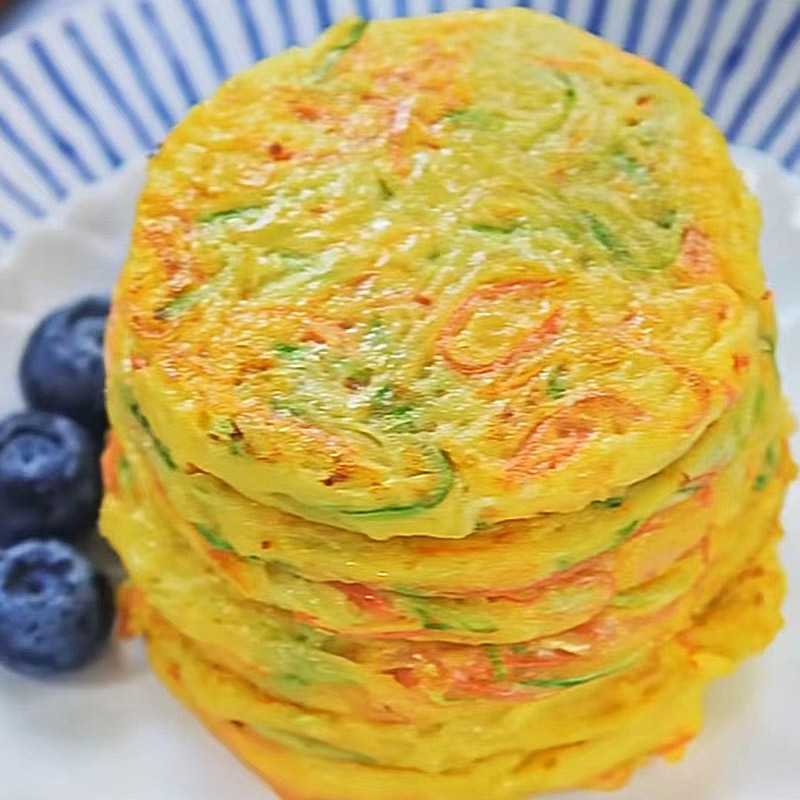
1;0;800;246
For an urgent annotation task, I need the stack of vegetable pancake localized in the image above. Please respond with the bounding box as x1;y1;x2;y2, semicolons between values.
100;9;794;800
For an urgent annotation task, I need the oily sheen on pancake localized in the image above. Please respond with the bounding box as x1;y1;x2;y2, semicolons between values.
101;8;794;800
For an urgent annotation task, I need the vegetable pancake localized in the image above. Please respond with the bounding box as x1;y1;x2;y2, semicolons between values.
101;7;794;800
109;8;768;540
105;348;789;595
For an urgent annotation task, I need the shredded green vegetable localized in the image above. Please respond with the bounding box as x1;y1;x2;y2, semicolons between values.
486;645;508;681
158;263;232;320
251;725;376;764
118;455;133;491
592;496;625;509
377;177;395;200
274;343;303;358
518;654;641;688
613;520;640;545
610;149;643;178
760;334;777;364
407;601;452;631
193;522;235;552
546;365;567;400
445;108;504;130
199;205;262;224
124;390;176;470
337;446;455;519
308;19;369;83
587;214;629;259
370;385;417;432
753;442;779;492
470;221;521;235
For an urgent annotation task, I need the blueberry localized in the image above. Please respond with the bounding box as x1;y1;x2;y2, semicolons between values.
0;540;113;677
20;296;110;442
0;411;102;547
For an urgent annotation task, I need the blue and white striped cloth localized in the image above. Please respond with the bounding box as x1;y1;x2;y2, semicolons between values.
1;0;800;245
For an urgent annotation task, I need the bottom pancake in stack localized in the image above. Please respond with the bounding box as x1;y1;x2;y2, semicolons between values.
139;544;786;800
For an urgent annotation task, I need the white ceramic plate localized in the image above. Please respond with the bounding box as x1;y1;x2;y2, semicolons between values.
0;2;798;799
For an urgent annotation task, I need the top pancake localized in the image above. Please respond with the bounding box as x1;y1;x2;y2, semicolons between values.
111;8;767;539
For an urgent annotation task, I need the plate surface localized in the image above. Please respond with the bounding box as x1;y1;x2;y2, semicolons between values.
0;1;798;799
